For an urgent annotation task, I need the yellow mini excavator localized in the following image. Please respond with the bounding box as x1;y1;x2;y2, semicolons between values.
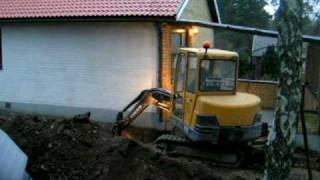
112;42;268;166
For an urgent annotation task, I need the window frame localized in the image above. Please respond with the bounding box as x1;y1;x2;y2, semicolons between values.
170;29;189;85
198;59;237;92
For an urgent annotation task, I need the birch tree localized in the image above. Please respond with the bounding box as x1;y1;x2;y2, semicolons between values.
264;0;304;179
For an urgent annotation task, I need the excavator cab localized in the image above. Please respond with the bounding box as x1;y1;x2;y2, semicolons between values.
171;45;267;144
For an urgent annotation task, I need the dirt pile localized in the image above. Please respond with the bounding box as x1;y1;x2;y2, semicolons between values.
1;111;319;180
0;111;222;180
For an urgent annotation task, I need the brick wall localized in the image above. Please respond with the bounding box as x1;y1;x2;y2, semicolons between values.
161;24;173;92
238;80;319;111
237;80;277;109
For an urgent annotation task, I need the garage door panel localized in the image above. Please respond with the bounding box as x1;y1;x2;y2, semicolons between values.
0;22;158;110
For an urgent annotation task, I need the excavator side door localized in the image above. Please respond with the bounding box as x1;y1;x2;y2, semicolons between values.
172;53;187;121
183;53;198;126
172;52;198;129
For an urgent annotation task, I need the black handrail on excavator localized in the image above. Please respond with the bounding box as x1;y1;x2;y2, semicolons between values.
112;88;172;136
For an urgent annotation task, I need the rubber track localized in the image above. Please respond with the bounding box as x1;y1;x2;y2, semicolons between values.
154;134;249;168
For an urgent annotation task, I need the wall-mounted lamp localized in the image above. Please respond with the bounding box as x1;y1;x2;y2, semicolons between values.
173;29;187;34
189;27;199;36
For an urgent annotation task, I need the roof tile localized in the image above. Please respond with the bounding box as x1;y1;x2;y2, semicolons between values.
0;0;182;19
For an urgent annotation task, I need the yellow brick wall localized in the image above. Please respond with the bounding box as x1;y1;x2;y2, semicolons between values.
161;24;173;92
238;80;319;111
237;81;277;109
161;24;173;121
304;87;319;111
190;26;214;48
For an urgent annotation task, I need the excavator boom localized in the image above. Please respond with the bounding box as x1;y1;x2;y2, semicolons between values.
112;88;172;136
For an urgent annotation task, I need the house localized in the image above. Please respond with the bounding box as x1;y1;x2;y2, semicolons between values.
0;0;220;128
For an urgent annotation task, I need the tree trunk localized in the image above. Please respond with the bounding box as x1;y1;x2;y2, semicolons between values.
264;0;304;179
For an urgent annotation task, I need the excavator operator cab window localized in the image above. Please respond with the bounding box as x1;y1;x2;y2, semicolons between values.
175;54;187;93
173;53;187;118
186;53;197;93
200;59;236;91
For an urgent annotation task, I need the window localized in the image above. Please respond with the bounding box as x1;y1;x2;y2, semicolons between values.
0;29;2;70
187;53;197;93
171;32;187;55
200;60;236;91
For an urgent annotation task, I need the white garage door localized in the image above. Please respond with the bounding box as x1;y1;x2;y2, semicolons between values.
0;22;158;111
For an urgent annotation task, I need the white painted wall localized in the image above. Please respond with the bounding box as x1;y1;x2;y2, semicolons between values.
0;22;158;112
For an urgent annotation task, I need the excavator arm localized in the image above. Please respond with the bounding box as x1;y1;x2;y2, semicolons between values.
112;88;172;136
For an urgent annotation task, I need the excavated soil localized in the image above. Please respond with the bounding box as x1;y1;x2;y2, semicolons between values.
0;111;224;180
0;110;319;180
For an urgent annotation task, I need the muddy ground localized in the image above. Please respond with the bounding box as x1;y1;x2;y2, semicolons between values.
0;110;319;180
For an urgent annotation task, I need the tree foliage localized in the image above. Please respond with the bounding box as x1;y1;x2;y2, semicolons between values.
272;0;320;35
261;46;280;80
219;0;272;28
216;0;272;78
297;1;319;35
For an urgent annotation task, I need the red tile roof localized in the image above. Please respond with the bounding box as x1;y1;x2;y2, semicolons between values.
0;0;183;19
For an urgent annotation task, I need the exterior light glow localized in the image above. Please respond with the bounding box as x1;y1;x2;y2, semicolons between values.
173;29;186;33
188;27;199;36
191;27;199;34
